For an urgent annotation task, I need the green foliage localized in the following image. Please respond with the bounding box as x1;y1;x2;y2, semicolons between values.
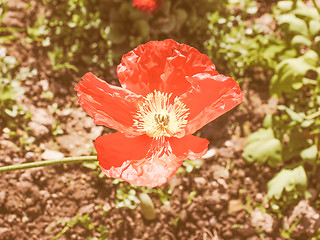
0;0;7;24
28;0;109;73
0;1;23;44
114;181;172;209
267;166;309;213
187;190;197;204
176;158;204;174
0;49;37;126
270;50;319;97
115;185;140;209
51;120;64;136
269;0;320;98
0;54;22;104
205;0;271;77
82;158;105;178
267;166;307;200
280;215;303;240
242;0;320;213
243;128;282;167
300;144;318;164
28;0;227;76
148;186;172;205
51;213;109;240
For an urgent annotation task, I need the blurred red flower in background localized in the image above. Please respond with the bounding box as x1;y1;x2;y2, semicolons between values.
133;0;162;14
75;39;243;187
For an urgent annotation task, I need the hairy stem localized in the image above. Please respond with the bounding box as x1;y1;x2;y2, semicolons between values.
0;156;97;173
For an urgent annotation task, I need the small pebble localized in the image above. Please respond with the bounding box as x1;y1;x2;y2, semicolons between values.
22;216;29;223
202;148;216;159
25;152;35;161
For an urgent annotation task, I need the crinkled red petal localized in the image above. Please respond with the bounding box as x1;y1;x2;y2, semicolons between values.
95;132;209;187
181;73;244;135
168;135;209;160
117;39;217;97
75;72;142;136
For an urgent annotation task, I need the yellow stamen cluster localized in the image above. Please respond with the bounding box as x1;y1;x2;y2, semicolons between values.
133;91;189;139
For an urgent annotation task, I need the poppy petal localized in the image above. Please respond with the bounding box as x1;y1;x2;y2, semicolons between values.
75;72;142;135
168;134;209;160
95;133;208;187
181;73;244;135
117;39;217;97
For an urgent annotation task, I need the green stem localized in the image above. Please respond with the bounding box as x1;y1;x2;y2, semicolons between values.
312;0;320;15
0;156;97;173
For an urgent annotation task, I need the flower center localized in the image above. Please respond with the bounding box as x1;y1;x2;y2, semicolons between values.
133;91;189;139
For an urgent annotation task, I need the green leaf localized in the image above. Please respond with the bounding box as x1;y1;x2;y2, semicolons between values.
243;128;282;167
246;128;274;143
83;161;98;170
133;19;149;38
301;119;314;128
291;35;311;47
175;8;188;23
303;49;319;65
277;1;293;12
0;83;24;102
4;105;19;117
139;193;156;221
277;105;305;122
300;145;318;164
267;166;307;200
309;20;320;37
277;14;309;36
263;114;273;128
293;7;320;21
282;131;309;161
109;24;126;44
270;50;319;97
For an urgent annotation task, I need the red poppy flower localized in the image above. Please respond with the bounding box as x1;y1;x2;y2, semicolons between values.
75;39;243;187
133;0;162;14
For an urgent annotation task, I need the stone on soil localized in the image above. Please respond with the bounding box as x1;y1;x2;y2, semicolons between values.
228;199;243;215
31;108;55;126
283;199;320;238
41;149;64;160
28;121;50;138
250;208;276;234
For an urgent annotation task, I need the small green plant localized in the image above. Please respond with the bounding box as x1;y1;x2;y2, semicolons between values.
82;156;105;178
176;158;203;174
51;213;101;240
27;0;228;77
115;184;140;209
150;187;172;205
0;54;23;115
243;0;320;212
0;1;24;44
51;120;64;136
114;183;172;209
205;0;270;78
187;190;197;204
267;166;309;214
280;215;303;240
0;0;8;24
0;49;37;127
